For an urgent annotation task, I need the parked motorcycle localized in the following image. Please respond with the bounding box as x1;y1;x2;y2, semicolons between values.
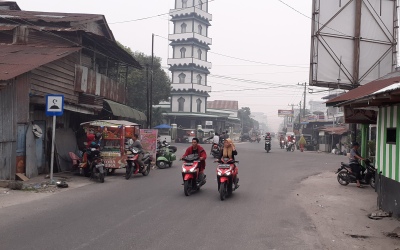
156;142;176;169
216;158;239;201
181;154;206;196
336;159;376;188
125;147;152;180
265;140;271;153
79;145;105;183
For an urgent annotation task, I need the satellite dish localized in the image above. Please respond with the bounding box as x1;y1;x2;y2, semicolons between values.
32;124;43;138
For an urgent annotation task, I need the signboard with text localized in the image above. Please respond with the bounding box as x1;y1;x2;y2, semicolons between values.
278;110;294;117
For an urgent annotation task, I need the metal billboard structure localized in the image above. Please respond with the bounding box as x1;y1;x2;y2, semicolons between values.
310;0;399;90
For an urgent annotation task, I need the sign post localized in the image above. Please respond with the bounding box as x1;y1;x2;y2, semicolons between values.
45;94;64;184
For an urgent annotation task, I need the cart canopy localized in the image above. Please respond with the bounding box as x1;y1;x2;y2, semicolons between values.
80;120;140;127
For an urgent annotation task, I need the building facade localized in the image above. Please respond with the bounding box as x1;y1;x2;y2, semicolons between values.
166;0;212;129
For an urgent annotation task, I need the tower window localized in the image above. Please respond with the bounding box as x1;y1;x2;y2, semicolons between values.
197;49;202;60
178;97;185;112
198;0;203;10
179;73;186;83
181;23;187;33
180;47;186;58
196;98;202;112
182;0;188;8
198;25;203;35
196;74;202;84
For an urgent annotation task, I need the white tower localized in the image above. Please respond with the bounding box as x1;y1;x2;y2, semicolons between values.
168;0;212;115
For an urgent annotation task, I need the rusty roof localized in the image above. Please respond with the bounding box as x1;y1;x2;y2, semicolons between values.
326;72;400;106
0;44;81;80
207;100;239;110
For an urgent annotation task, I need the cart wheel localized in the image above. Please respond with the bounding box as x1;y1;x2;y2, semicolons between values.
108;169;116;175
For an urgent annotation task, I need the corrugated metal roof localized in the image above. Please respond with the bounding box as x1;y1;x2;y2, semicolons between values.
326;75;400;106
0;9;102;23
0;44;81;80
207;100;239;110
0;24;17;30
103;99;147;122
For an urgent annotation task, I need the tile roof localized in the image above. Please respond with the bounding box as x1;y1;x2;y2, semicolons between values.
0;9;103;23
207;100;238;110
0;44;81;80
326;71;400;106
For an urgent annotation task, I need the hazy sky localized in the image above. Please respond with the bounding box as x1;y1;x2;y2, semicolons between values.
13;0;331;131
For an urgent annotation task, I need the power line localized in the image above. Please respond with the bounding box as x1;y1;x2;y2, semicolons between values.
109;0;217;24
209;51;309;68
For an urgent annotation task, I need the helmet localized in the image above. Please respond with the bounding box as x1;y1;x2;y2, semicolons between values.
266;132;270;136
90;142;97;147
352;142;360;147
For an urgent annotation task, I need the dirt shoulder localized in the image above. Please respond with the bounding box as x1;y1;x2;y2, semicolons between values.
294;171;400;250
0;173;91;209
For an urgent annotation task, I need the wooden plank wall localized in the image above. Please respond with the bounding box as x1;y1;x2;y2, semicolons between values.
30;53;79;103
0;80;17;180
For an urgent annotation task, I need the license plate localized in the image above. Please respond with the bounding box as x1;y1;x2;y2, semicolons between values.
184;163;193;166
219;164;230;168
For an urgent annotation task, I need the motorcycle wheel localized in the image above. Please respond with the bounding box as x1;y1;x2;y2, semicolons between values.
142;164;151;176
83;167;91;177
370;176;375;189
99;173;105;183
157;161;167;169
227;181;233;195
125;163;133;180
184;180;192;196
219;182;227;201
337;171;349;186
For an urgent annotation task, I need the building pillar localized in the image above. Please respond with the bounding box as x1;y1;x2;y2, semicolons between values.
361;123;368;164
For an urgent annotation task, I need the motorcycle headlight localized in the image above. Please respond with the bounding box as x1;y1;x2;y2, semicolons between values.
217;171;222;176
190;166;197;172
182;166;187;173
225;170;231;176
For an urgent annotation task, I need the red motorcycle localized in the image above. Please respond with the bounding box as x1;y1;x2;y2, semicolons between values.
216;158;239;200
181;154;206;196
125;147;152;180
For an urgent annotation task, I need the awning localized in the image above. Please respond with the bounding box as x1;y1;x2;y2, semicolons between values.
320;126;349;135
103;99;146;122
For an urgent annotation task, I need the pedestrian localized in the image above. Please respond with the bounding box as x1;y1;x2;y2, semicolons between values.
299;134;306;152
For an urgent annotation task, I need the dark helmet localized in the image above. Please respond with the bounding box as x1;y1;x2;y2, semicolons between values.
90;142;97;148
266;132;270;136
352;142;360;147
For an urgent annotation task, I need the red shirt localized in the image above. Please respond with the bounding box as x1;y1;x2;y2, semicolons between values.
182;145;207;170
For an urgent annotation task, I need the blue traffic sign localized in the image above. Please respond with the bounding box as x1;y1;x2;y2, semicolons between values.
45;94;64;116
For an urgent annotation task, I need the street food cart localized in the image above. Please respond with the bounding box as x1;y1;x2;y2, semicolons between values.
80;120;140;173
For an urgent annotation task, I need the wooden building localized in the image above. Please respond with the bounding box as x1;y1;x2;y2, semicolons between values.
0;3;144;180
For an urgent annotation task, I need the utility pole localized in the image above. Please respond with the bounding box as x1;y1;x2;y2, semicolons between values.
150;33;155;129
146;64;150;128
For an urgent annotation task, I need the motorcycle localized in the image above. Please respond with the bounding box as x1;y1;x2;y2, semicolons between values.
211;142;222;158
125;147;152;180
79;146;105;183
256;137;261;143
265;140;271;153
336;159;376;188
216;157;239;201
286;140;295;152
181;154;206;196
280;140;285;149
156;142;176;169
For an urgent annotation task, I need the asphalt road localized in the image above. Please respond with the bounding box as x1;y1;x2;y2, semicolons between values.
0;140;341;250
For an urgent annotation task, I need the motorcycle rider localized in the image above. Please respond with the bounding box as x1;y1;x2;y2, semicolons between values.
207;132;220;153
279;134;285;148
128;134;144;169
219;131;227;143
181;138;207;181
349;142;366;188
265;132;272;150
218;138;239;188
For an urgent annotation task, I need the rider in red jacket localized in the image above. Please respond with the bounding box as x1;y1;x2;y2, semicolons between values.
181;138;207;177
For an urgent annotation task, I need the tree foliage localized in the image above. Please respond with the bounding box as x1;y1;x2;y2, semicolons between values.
238;107;254;133
118;43;171;113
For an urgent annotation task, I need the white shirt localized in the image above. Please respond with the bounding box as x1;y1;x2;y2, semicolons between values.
212;135;220;144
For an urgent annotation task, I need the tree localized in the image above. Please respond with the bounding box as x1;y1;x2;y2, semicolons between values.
118;43;171;113
238;107;253;133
